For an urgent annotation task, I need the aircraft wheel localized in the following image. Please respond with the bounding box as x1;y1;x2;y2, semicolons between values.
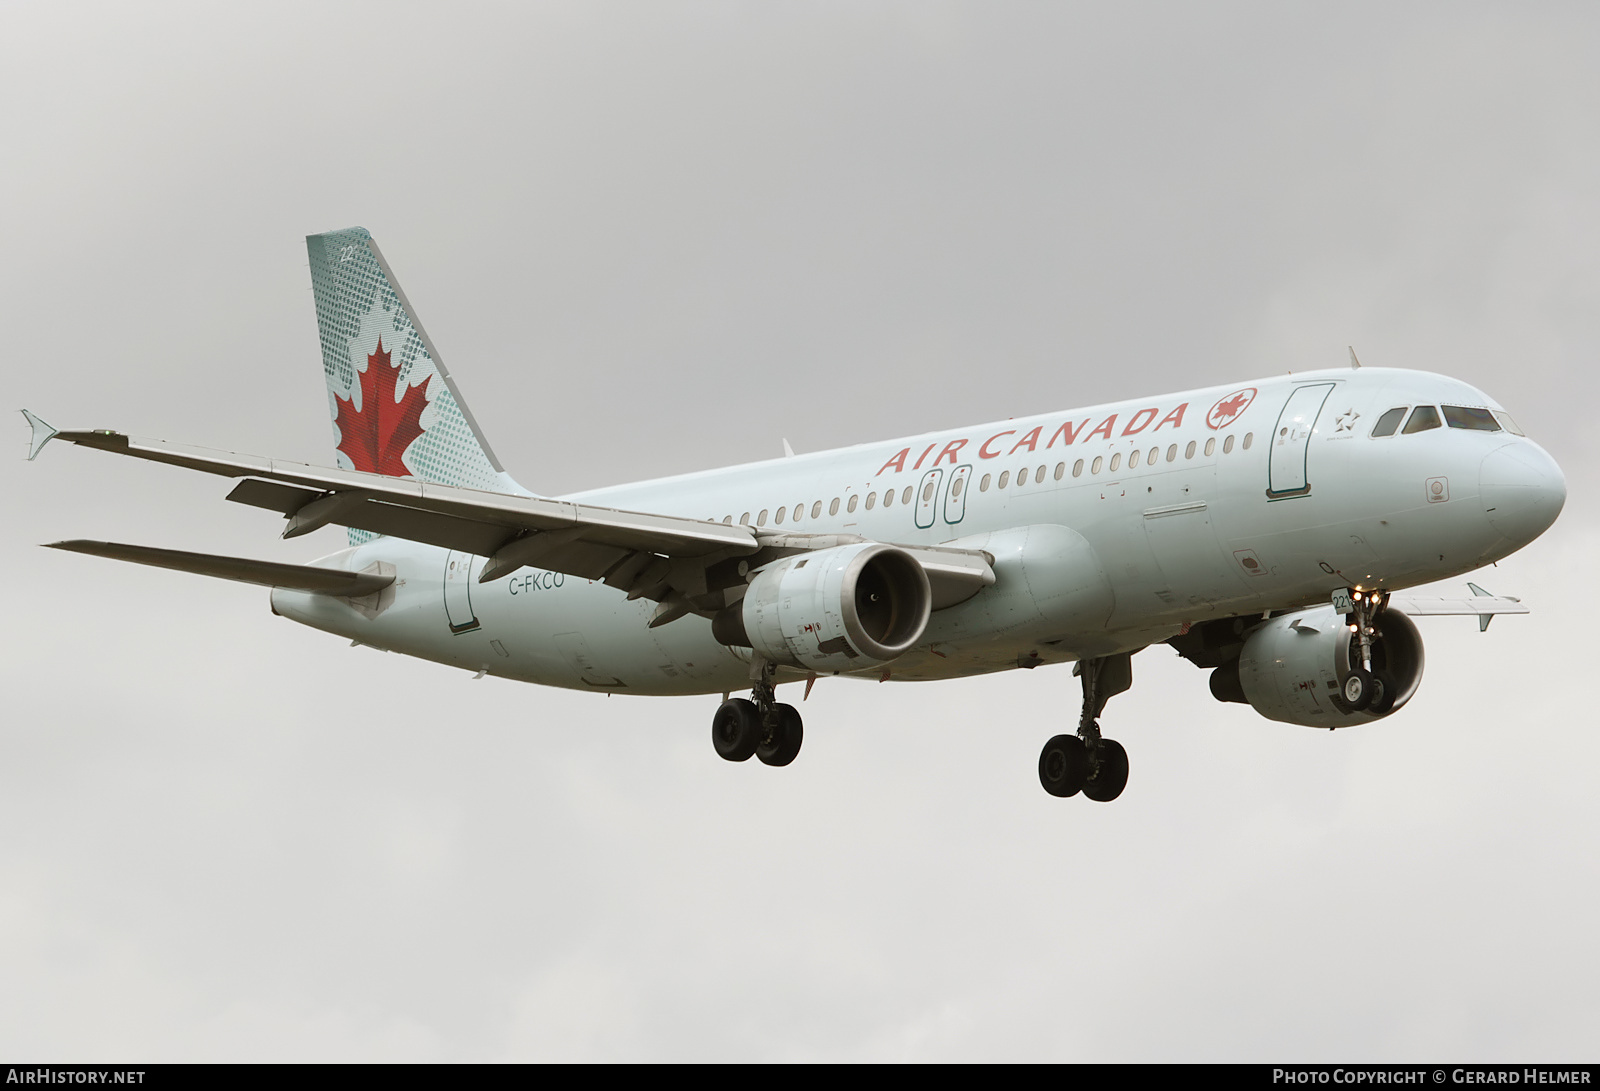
1038;733;1087;798
712;698;762;762
1083;739;1129;803
757;703;804;767
1367;670;1396;715
1341;668;1376;711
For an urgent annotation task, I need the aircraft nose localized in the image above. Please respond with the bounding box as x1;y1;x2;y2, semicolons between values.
1480;441;1566;545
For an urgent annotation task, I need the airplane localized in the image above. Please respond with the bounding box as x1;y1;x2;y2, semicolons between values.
22;227;1567;802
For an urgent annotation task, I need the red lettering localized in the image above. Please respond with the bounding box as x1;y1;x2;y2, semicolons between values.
978;431;1016;459
876;448;910;475
1008;425;1043;455
1121;407;1158;436
934;439;968;466
1047;418;1090;448
1154;402;1188;431
1085;415;1117;442
912;443;938;471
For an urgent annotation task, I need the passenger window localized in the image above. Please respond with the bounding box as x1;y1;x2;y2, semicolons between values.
1204;437;1215;456
757;509;769;526
1091;456;1102;474
980;474;991;492
829;498;839;516
1223;435;1234;454
1183;441;1194;460
813;500;824;518
1109;453;1121;472
998;471;1010;489
866;492;876;510
1055;462;1065;481
846;495;858;513
1493;411;1524;436
1371;407;1407;437
1443;405;1501;432
1072;459;1084;477
1037;464;1046;483
793;504;803;521
883;489;894;508
774;506;785;524
1243;432;1253;449
1147;447;1158;466
723;515;732;525
1128;450;1141;469
901;486;912;505
1017;466;1029;485
1403;406;1441;434
741;512;751;525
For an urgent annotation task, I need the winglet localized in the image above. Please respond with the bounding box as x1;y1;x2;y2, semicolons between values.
1467;582;1510;631
21;410;58;460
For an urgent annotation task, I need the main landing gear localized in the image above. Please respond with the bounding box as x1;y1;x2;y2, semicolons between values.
1039;653;1134;802
712;657;804;767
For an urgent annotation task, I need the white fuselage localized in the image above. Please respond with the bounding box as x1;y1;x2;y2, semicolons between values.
270;367;1565;695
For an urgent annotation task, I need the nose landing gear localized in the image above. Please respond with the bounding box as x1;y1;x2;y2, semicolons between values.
712;656;804;767
1037;652;1134;802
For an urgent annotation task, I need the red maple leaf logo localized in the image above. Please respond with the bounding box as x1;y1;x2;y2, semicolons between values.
334;338;432;476
1206;387;1256;429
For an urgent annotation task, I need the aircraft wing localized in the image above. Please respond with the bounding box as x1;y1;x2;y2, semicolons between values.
29;419;995;620
1388;584;1528;631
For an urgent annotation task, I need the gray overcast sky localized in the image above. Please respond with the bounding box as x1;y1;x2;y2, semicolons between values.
3;2;1597;1060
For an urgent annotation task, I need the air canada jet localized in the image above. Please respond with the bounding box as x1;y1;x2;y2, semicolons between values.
23;228;1567;802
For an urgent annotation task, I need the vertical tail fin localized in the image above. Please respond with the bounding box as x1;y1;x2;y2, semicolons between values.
306;228;527;510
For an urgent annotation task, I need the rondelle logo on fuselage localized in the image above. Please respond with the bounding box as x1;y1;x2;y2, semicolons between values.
1206;388;1257;430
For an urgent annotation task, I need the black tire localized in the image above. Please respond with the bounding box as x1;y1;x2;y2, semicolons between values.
757;703;804;767
1083;739;1129;802
1341;668;1376;711
712;698;761;762
1367;670;1396;715
1038;733;1088;797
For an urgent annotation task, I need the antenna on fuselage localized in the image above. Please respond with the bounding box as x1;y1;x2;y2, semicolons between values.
1348;346;1363;369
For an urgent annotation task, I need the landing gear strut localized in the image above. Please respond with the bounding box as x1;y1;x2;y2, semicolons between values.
712;656;804;767
1339;589;1393;714
1038;652;1134;801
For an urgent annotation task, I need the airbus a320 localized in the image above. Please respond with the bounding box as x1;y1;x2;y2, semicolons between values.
24;228;1567;801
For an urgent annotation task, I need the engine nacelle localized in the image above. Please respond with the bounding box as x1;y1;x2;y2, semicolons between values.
1235;605;1425;728
712;543;932;672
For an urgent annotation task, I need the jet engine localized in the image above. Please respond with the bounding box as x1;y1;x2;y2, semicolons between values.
711;543;932;672
1229;604;1425;728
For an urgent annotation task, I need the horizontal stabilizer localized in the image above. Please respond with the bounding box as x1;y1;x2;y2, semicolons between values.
44;540;395;596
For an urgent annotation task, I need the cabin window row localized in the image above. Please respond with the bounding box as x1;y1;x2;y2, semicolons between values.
977;431;1251;492
710;431;1254;526
1371;404;1521;438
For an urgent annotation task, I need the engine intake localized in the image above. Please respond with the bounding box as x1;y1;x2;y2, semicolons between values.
712;543;931;672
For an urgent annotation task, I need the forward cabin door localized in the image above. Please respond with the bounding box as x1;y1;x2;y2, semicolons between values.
1266;382;1337;500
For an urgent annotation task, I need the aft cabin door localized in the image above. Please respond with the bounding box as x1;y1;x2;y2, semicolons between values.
1266;382;1337;500
443;550;481;633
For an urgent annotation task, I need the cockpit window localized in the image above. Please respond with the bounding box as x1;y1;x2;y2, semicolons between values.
1402;405;1441;434
1371;407;1407;437
1493;411;1525;436
1443;405;1501;432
